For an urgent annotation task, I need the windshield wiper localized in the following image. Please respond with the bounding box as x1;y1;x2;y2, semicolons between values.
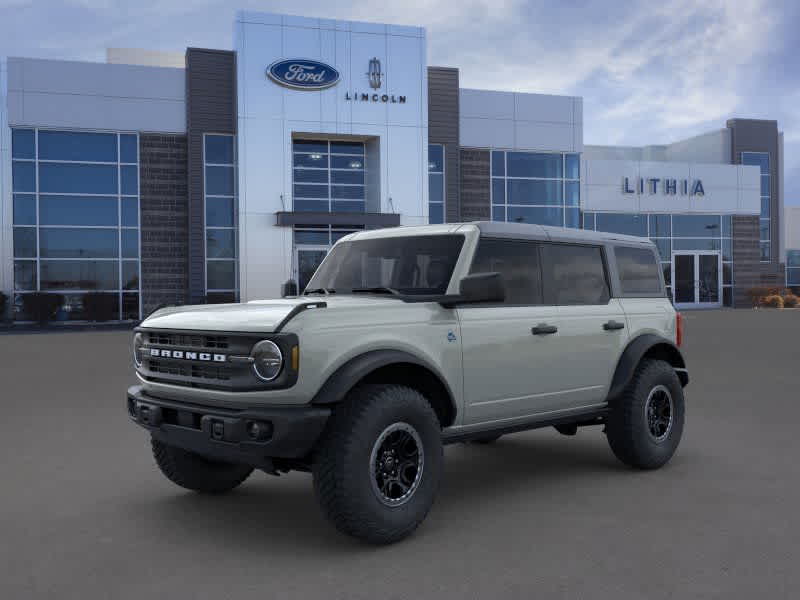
351;286;401;296
304;287;336;295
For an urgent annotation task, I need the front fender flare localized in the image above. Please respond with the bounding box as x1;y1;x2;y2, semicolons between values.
607;334;688;401
310;349;457;422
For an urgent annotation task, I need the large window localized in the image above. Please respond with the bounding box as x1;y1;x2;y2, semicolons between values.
11;129;140;320
292;140;365;213
429;144;445;224
540;243;610;305
787;250;800;288
305;235;465;296
742;152;770;262
470;238;542;305
615;247;663;295
491;151;580;228
293;225;364;291
204;134;238;302
583;212;733;306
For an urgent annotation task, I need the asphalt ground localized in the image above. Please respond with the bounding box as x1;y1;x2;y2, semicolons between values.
1;309;798;599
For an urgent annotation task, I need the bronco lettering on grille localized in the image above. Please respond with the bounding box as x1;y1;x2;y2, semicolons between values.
149;348;226;362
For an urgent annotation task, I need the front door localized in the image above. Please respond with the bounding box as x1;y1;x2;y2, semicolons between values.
671;251;721;309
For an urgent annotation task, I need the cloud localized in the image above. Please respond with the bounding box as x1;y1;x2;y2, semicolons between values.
0;0;796;201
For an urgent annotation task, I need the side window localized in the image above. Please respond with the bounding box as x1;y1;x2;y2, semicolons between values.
469;238;542;304
615;246;663;295
540;243;610;305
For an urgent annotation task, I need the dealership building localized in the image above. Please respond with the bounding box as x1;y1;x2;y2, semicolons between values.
0;10;793;321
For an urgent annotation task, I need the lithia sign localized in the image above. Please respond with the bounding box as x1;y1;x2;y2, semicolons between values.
267;57;406;103
623;177;705;196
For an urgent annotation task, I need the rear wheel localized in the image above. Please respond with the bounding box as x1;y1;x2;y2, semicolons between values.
151;438;253;493
605;359;685;469
312;384;443;544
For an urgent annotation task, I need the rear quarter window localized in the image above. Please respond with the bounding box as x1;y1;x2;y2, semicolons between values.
615;246;663;295
540;243;610;305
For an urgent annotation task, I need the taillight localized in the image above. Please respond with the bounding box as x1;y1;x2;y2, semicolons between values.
675;312;683;347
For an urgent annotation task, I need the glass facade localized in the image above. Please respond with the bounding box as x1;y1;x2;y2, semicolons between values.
787;250;800;287
292;140;365;213
204;134;238;301
491;150;580;228
583;212;733;306
293;225;364;291
428;144;444;224
742;152;770;261
11;128;140;320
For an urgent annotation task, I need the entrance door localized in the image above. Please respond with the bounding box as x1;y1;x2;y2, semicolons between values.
296;247;328;292
671;251;721;309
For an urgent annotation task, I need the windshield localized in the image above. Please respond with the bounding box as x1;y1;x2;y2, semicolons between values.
305;234;465;296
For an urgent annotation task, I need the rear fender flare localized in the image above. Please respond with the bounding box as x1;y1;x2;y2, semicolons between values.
607;334;688;401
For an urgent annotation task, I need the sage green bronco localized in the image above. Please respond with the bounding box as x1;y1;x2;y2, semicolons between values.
127;222;688;544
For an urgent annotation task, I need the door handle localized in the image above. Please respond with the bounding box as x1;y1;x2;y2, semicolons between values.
603;320;625;331
532;323;558;335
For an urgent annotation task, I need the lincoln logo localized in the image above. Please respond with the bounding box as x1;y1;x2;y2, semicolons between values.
267;59;341;90
367;57;382;89
149;348;227;362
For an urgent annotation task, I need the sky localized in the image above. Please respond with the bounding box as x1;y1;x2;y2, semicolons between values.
1;0;798;204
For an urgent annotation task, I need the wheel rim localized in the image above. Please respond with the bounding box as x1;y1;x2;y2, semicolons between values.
369;422;424;507
645;385;674;443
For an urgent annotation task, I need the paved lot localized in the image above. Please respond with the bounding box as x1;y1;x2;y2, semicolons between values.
1;310;798;599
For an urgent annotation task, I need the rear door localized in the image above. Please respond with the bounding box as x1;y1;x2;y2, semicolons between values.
539;243;629;408
458;238;567;425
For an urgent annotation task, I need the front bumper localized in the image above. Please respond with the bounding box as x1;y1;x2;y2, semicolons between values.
127;385;330;467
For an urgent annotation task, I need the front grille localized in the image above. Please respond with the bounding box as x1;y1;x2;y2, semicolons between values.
137;328;270;391
148;359;232;381
146;332;230;350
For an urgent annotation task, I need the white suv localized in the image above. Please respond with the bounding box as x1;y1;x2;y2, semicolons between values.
128;222;688;544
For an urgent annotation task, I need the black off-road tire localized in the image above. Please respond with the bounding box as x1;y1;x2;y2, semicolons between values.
606;359;685;470
312;384;443;544
151;438;253;493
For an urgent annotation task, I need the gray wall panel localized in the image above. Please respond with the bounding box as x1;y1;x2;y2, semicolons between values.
727;119;783;276
139;134;189;316
186;48;237;303
427;67;460;222
459;148;490;221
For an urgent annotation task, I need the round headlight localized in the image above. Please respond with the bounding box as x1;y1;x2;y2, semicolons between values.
251;340;283;381
133;332;144;368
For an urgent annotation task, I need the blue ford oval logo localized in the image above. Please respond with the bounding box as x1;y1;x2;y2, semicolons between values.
267;59;340;90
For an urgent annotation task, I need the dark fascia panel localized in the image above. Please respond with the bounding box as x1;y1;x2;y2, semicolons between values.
275;211;401;228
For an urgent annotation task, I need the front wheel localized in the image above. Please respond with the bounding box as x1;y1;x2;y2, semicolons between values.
605;359;685;469
151;438;253;493
312;384;443;544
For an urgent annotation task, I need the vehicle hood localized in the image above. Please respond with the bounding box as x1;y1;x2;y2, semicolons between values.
140;296;404;333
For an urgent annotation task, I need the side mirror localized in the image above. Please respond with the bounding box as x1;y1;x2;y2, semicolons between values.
281;279;298;298
457;272;505;304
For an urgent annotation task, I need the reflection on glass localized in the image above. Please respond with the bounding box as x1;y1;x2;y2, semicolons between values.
674;255;695;303
205;135;234;164
206;229;236;259
507;152;562;178
39;163;118;194
38;131;117;162
698;254;719;303
39;228;118;258
298;249;328;291
40;261;119;290
207;260;236;290
122;261;139;290
40;196;118;226
507;180;562;206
